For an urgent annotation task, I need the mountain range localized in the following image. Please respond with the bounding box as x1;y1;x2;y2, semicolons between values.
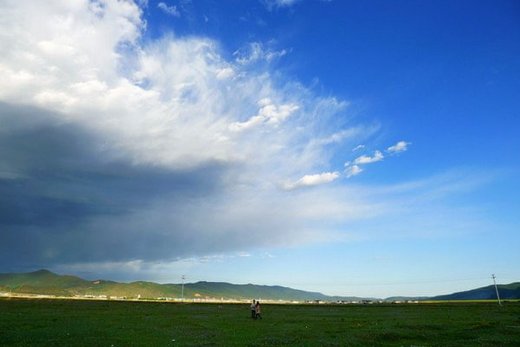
1;270;518;302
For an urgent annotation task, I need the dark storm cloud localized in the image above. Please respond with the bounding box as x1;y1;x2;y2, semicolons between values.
0;102;233;271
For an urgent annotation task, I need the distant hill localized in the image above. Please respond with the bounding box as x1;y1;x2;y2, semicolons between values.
184;281;329;301
431;282;520;301
0;270;366;301
0;269;178;298
0;269;90;296
1;270;518;302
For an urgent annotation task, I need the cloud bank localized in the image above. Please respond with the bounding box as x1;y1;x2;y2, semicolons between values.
0;0;375;272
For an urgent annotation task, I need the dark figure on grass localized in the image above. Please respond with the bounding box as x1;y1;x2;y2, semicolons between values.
255;300;262;319
250;300;256;319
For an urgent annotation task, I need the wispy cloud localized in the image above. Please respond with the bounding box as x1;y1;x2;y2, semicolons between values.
215;67;235;80
345;164;363;178
387;140;411;154
344;142;410;178
283;171;340;190
157;2;180;17
233;42;288;65
354;150;384;165
229;98;299;132
263;0;301;10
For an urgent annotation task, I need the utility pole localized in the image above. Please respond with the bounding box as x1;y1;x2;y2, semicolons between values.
181;275;185;301
492;274;502;306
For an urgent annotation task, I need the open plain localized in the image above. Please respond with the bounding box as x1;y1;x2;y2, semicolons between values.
1;298;519;346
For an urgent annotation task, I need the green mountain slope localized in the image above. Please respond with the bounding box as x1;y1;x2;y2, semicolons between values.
431;282;520;301
0;269;89;295
2;270;517;301
0;270;348;301
184;281;330;301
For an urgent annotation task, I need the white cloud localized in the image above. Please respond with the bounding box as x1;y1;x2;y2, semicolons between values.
157;2;180;17
309;128;355;146
284;171;340;190
233;42;288;65
354;150;384;165
387;140;411;154
229;98;299;131
263;0;301;10
0;0;499;289
344;141;410;178
276;0;299;5
215;67;235;80
0;0;361;260
260;99;299;124
0;0;426;274
228;115;264;132
265;48;288;62
345;164;363;178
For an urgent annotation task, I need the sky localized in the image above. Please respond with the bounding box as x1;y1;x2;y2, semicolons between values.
0;0;519;298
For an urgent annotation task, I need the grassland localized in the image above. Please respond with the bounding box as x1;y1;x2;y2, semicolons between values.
1;298;519;346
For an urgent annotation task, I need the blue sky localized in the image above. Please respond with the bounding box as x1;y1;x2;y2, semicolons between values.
0;0;519;298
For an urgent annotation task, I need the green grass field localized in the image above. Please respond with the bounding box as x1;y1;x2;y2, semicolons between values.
1;298;519;346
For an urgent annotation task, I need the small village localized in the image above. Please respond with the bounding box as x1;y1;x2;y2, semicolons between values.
0;291;420;305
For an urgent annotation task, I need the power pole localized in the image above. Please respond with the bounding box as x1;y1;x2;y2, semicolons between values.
491;274;502;306
181;275;185;301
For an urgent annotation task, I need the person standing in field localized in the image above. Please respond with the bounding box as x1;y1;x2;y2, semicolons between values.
250;299;256;319
255;300;262;319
